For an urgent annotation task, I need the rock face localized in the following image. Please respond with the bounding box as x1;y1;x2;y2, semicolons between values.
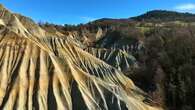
0;5;161;110
85;48;138;72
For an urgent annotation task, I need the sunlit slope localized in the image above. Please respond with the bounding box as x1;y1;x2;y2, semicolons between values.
0;4;161;110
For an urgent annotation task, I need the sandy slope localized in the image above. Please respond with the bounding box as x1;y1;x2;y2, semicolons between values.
0;4;162;110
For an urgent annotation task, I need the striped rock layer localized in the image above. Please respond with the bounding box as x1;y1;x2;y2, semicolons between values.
0;4;161;110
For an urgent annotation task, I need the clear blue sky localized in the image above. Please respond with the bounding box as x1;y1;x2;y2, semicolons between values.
1;0;195;24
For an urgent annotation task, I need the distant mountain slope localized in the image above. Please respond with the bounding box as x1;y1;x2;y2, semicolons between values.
131;10;195;22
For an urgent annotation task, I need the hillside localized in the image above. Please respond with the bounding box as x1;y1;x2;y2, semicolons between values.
0;4;195;110
0;4;163;110
131;10;195;22
39;10;195;110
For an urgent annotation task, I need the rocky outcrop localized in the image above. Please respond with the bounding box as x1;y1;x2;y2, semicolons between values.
0;4;161;110
85;48;138;72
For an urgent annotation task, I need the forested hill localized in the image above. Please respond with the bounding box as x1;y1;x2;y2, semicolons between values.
47;10;195;33
131;10;195;22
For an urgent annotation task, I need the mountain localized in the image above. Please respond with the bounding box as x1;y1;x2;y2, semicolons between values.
1;4;195;110
131;10;195;22
0;4;162;110
43;9;195;110
56;10;195;47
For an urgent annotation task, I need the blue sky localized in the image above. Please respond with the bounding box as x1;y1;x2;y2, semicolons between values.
1;0;195;24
